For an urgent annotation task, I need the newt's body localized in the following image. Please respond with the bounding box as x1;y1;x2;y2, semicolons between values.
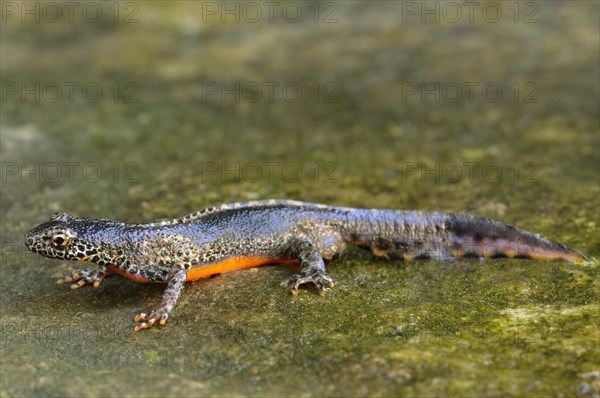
24;200;589;331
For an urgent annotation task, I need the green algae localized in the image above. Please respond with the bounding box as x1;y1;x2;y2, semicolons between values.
1;1;599;397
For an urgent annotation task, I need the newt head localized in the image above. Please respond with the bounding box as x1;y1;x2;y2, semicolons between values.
24;212;122;264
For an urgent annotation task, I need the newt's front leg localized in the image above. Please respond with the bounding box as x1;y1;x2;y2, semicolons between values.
57;265;112;289
134;270;186;332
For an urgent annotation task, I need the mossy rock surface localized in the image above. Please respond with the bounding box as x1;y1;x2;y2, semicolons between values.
1;2;598;397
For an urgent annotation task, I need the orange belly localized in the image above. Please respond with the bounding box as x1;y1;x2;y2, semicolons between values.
109;266;154;283
109;257;299;283
185;256;299;281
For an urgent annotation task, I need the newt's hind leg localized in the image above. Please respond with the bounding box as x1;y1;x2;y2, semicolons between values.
286;236;338;296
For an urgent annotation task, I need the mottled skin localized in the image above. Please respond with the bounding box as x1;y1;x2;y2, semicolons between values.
24;200;589;331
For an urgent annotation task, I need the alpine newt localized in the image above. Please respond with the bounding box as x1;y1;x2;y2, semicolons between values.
24;200;589;331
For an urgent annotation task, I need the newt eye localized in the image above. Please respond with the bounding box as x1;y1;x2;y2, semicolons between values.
50;233;71;249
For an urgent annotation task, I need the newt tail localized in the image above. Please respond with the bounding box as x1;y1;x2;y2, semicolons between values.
422;212;588;262
24;200;589;331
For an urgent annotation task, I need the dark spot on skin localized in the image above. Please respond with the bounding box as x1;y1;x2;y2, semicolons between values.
77;252;85;258
92;255;99;262
375;238;390;250
489;253;507;259
462;252;481;259
86;250;97;255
